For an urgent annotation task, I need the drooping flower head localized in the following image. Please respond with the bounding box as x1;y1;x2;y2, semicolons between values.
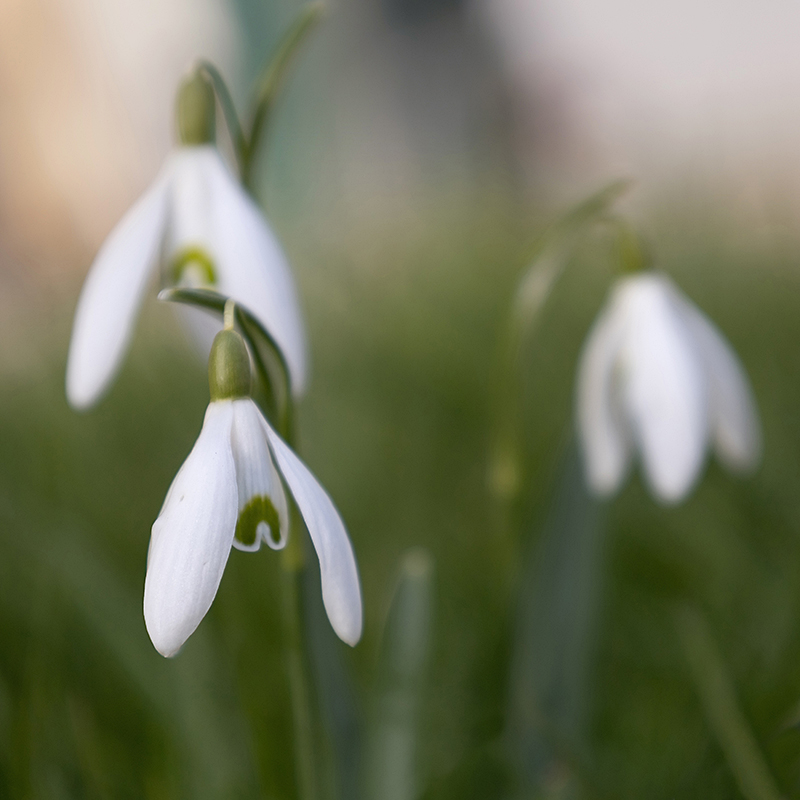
576;271;761;504
144;325;361;657
66;69;307;410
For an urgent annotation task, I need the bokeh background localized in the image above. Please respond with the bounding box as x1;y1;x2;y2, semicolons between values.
2;0;800;798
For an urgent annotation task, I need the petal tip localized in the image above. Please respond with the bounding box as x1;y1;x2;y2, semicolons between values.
715;412;763;476
584;469;621;498
143;603;190;658
333;612;363;647
321;575;363;646
578;433;628;498
65;336;109;411
646;469;697;506
65;371;99;412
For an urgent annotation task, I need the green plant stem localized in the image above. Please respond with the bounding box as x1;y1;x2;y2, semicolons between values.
675;606;784;800
280;413;319;800
158;288;293;434
487;179;631;508
197;4;324;191
243;2;324;190
281;551;319;800
196;60;248;177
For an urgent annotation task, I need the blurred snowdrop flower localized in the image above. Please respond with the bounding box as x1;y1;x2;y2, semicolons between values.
144;327;361;657
576;272;761;504
66;71;307;410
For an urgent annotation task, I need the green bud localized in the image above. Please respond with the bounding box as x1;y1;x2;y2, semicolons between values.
177;70;216;146
616;221;651;274
209;329;251;401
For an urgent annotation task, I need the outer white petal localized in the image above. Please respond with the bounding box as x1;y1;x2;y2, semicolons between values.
202;149;309;396
672;292;761;473
144;402;238;657
230;399;289;552
261;417;362;646
619;274;709;503
576;289;632;496
66;166;171;409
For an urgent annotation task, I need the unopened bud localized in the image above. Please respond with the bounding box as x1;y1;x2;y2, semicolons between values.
209;329;251;401
616;221;651;274
177;70;216;146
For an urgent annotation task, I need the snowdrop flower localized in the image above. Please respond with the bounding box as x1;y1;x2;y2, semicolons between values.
66;71;307;410
576;271;761;504
144;326;361;657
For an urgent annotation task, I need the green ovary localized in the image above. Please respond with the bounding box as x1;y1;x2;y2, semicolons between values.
235;495;281;548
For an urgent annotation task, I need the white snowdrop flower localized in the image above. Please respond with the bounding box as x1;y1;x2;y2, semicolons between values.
576;271;761;504
66;72;307;410
143;328;361;657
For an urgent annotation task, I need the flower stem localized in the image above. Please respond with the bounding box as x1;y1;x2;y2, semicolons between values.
195;60;248;177
281;510;319;800
223;298;236;331
488;179;630;508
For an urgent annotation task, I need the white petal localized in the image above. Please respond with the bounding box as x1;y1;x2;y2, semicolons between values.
202;149;309;396
164;148;215;261
66;167;170;409
619;275;709;503
261;418;362;646
672;291;762;473
144;402;238;657
576;288;632;496
162;148;222;358
230;399;289;552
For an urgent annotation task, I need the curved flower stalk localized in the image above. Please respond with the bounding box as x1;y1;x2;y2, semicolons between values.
576;271;761;504
144;326;362;657
489;180;631;501
66;69;308;411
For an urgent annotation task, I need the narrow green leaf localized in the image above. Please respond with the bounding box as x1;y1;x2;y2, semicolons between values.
505;442;605;796
365;548;435;800
301;555;363;800
675;606;785;800
243;3;325;189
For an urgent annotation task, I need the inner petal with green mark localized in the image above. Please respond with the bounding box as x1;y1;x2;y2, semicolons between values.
235;495;284;549
171;246;217;287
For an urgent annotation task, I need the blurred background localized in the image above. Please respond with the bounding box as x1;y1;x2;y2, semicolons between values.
2;0;800;797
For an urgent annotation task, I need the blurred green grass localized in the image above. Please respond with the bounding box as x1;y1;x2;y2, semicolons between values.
1;193;800;798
